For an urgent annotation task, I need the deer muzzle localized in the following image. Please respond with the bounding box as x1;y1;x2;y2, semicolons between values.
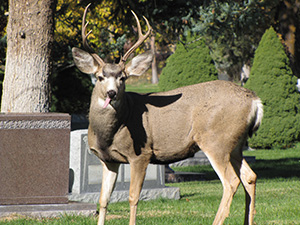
107;90;117;99
103;90;117;109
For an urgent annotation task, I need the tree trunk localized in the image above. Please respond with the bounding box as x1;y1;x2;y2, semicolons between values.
276;0;300;76
150;34;158;84
1;0;56;112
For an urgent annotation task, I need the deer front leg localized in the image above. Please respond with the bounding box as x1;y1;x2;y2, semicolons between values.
129;160;149;225
98;161;120;225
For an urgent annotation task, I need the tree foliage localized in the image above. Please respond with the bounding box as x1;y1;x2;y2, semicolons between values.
52;0;130;113
51;66;93;113
159;36;218;91
245;27;300;148
1;1;300;113
190;0;279;79
54;0;131;64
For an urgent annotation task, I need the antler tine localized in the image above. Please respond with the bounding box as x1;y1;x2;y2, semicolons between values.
120;11;152;66
81;4;105;67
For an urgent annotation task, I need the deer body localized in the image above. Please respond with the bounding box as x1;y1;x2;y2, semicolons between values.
72;5;263;225
88;80;259;165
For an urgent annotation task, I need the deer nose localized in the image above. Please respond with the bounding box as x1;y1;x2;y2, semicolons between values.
107;90;117;99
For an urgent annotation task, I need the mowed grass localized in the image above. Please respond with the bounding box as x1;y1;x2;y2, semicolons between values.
126;83;160;93
1;147;300;224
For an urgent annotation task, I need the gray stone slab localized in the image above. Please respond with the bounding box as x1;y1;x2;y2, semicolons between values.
70;130;165;194
0;202;97;218
69;129;180;204
170;151;210;167
69;187;180;204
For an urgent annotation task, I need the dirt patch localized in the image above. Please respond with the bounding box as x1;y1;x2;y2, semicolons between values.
0;214;27;221
105;214;125;220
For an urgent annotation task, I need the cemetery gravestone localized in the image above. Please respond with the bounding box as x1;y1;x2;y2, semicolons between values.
0;113;71;205
69;129;180;203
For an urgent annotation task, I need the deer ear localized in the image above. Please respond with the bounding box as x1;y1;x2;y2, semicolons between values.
125;51;153;76
72;47;100;74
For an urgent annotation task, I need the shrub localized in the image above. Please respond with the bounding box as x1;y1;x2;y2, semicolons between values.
159;36;218;91
245;27;300;148
50;66;93;114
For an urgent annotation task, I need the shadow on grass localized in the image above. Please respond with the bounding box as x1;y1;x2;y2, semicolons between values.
172;157;300;181
205;157;300;180
251;157;300;179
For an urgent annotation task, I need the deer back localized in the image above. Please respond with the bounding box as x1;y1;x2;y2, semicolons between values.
97;80;261;164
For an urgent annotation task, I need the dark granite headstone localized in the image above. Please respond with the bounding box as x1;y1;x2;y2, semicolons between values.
0;113;71;205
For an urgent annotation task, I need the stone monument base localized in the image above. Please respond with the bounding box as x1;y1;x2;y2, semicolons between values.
69;129;180;204
0;202;97;218
69;187;180;204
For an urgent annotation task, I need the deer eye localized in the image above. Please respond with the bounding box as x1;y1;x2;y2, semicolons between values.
120;76;126;82
98;76;104;82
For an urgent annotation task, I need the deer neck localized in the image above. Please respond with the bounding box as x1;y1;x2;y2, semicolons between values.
89;88;130;142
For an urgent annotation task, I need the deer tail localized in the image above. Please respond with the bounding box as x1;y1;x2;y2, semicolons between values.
248;98;264;137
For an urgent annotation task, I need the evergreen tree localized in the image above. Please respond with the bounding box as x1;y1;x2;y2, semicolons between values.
159;37;218;91
245;27;300;148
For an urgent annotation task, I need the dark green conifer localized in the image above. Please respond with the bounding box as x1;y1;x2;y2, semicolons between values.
159;36;218;91
245;27;300;148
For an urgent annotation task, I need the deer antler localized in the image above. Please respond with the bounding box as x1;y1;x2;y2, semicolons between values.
119;11;152;68
82;3;105;67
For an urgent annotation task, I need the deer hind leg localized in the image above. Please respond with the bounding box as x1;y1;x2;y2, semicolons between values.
232;158;257;225
128;160;149;225
203;150;241;225
98;161;120;225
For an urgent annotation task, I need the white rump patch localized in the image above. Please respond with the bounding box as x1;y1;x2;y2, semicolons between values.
248;99;264;132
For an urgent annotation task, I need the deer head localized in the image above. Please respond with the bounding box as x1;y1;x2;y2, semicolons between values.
72;4;153;109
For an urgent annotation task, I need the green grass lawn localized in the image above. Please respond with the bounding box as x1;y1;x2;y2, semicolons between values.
1;147;300;224
126;83;160;93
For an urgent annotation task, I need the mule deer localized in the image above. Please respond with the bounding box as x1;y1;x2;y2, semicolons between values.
72;4;263;225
